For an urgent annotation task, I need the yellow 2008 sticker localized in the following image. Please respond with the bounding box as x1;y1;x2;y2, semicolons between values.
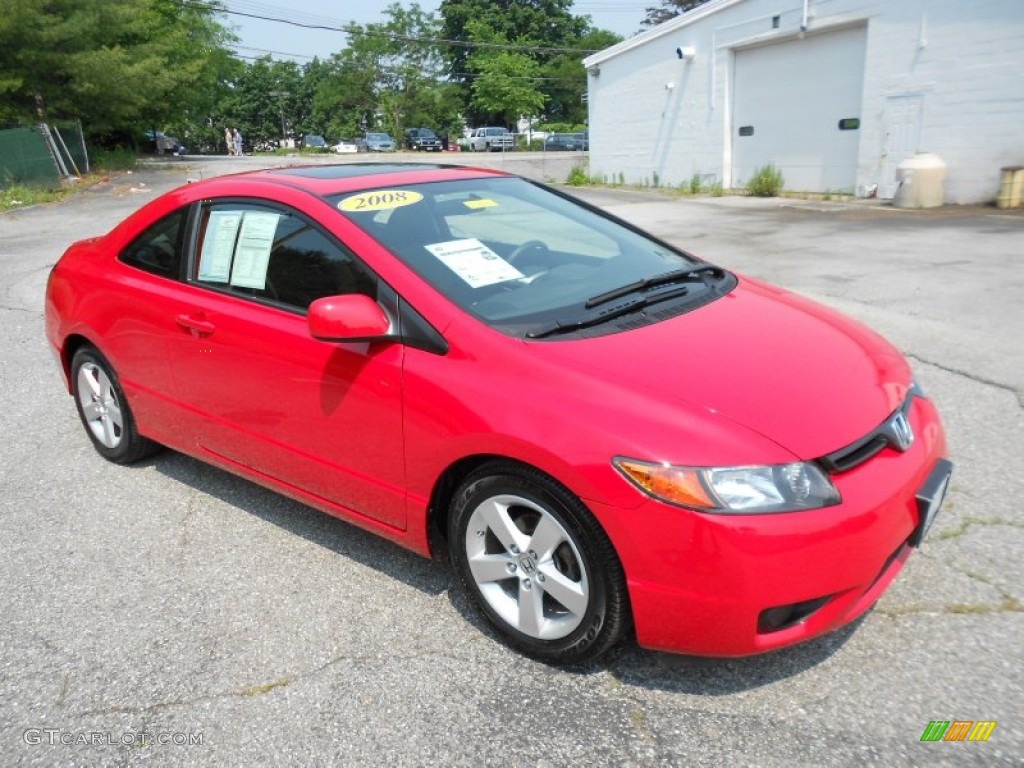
338;189;423;212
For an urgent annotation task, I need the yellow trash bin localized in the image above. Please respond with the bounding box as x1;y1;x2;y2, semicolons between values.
997;166;1023;209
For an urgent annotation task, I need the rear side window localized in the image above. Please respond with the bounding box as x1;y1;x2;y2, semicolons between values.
119;208;187;278
192;202;376;312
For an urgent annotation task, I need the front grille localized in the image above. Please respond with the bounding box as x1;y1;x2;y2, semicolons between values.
819;387;920;473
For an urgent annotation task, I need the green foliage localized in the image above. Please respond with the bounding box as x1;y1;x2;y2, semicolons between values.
537;122;586;134
0;0;237;140
566;165;588;186
689;173;703;194
643;0;715;28
519;136;545;151
310;4;459;142
470;52;545;126
0;184;67;211
90;148;137;171
746;164;785;197
0;0;617;153
440;0;620;126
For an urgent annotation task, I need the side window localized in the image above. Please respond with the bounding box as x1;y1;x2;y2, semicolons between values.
120;208;187;278
192;203;376;311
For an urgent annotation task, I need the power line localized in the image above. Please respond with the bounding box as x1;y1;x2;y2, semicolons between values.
227;43;587;82
185;0;606;55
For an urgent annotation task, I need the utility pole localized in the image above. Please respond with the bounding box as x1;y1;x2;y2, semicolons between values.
268;91;290;147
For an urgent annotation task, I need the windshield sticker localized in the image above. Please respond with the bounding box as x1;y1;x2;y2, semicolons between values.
198;211;242;283
229;211;280;290
339;190;424;213
463;198;498;210
424;238;524;288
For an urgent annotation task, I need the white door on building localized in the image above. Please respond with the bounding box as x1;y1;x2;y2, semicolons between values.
880;94;925;198
732;25;868;193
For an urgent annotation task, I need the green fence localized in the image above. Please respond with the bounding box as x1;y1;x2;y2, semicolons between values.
0;121;89;189
0;126;58;188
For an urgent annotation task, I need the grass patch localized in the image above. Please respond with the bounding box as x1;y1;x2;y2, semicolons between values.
944;598;1022;615
91;147;138;172
0;183;75;212
239;678;289;697
746;163;785;197
937;515;1022;541
566;164;589;186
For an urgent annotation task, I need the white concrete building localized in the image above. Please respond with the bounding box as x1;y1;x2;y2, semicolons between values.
583;0;1024;203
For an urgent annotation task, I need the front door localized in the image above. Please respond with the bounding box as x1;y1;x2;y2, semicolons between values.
880;94;925;198
167;200;407;530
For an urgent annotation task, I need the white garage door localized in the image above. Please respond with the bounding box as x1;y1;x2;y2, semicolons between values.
732;25;867;193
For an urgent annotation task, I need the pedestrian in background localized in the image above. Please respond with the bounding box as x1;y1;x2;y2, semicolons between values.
225;127;234;155
233;128;243;157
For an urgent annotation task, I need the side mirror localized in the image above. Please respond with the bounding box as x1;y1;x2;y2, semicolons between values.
308;294;391;342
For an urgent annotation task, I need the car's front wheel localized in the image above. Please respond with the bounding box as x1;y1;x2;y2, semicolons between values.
71;346;161;464
449;461;630;664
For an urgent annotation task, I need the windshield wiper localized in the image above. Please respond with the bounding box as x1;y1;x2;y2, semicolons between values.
526;286;690;339
585;263;724;309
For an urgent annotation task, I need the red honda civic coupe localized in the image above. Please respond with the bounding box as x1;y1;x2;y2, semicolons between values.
45;164;952;663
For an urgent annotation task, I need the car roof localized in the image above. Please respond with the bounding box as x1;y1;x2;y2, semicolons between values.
186;163;511;197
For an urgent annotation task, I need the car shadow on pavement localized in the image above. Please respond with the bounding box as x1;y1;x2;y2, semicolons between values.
148;450;451;598
602;619;863;694
142;449;860;689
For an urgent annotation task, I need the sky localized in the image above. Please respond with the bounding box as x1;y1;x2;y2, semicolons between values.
220;0;651;63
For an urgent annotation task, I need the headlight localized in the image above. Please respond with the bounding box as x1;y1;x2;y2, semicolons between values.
613;457;840;514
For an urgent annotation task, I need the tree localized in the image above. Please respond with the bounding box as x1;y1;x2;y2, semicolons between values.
313;3;454;140
470;51;545;127
220;57;304;148
0;0;236;140
642;0;714;28
440;0;589;125
540;28;620;125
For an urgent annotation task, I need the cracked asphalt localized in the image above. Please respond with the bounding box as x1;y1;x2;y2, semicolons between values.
1;155;1022;766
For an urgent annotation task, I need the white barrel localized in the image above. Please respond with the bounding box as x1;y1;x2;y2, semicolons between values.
893;153;947;209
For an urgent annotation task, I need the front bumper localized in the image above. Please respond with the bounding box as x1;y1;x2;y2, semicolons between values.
592;394;949;656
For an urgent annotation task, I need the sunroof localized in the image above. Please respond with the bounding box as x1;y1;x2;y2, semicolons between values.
269;163;446;179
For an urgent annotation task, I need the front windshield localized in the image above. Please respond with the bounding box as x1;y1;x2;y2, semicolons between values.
331;176;732;337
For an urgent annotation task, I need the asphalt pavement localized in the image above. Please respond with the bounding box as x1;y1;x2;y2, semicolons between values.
1;153;1021;766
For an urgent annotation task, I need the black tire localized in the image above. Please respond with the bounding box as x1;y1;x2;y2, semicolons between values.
70;346;162;464
448;461;630;664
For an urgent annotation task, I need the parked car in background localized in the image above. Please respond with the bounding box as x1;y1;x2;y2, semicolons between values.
332;138;367;154
45;163;951;665
142;129;187;156
468;127;514;152
365;133;396;152
544;133;584;152
405;128;443;152
303;134;329;151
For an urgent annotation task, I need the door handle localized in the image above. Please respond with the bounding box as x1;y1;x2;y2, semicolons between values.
175;314;216;336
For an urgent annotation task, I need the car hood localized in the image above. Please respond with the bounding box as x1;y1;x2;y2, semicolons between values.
529;277;911;460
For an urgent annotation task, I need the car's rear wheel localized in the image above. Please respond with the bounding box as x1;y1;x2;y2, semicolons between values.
71;347;161;464
449;461;630;664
